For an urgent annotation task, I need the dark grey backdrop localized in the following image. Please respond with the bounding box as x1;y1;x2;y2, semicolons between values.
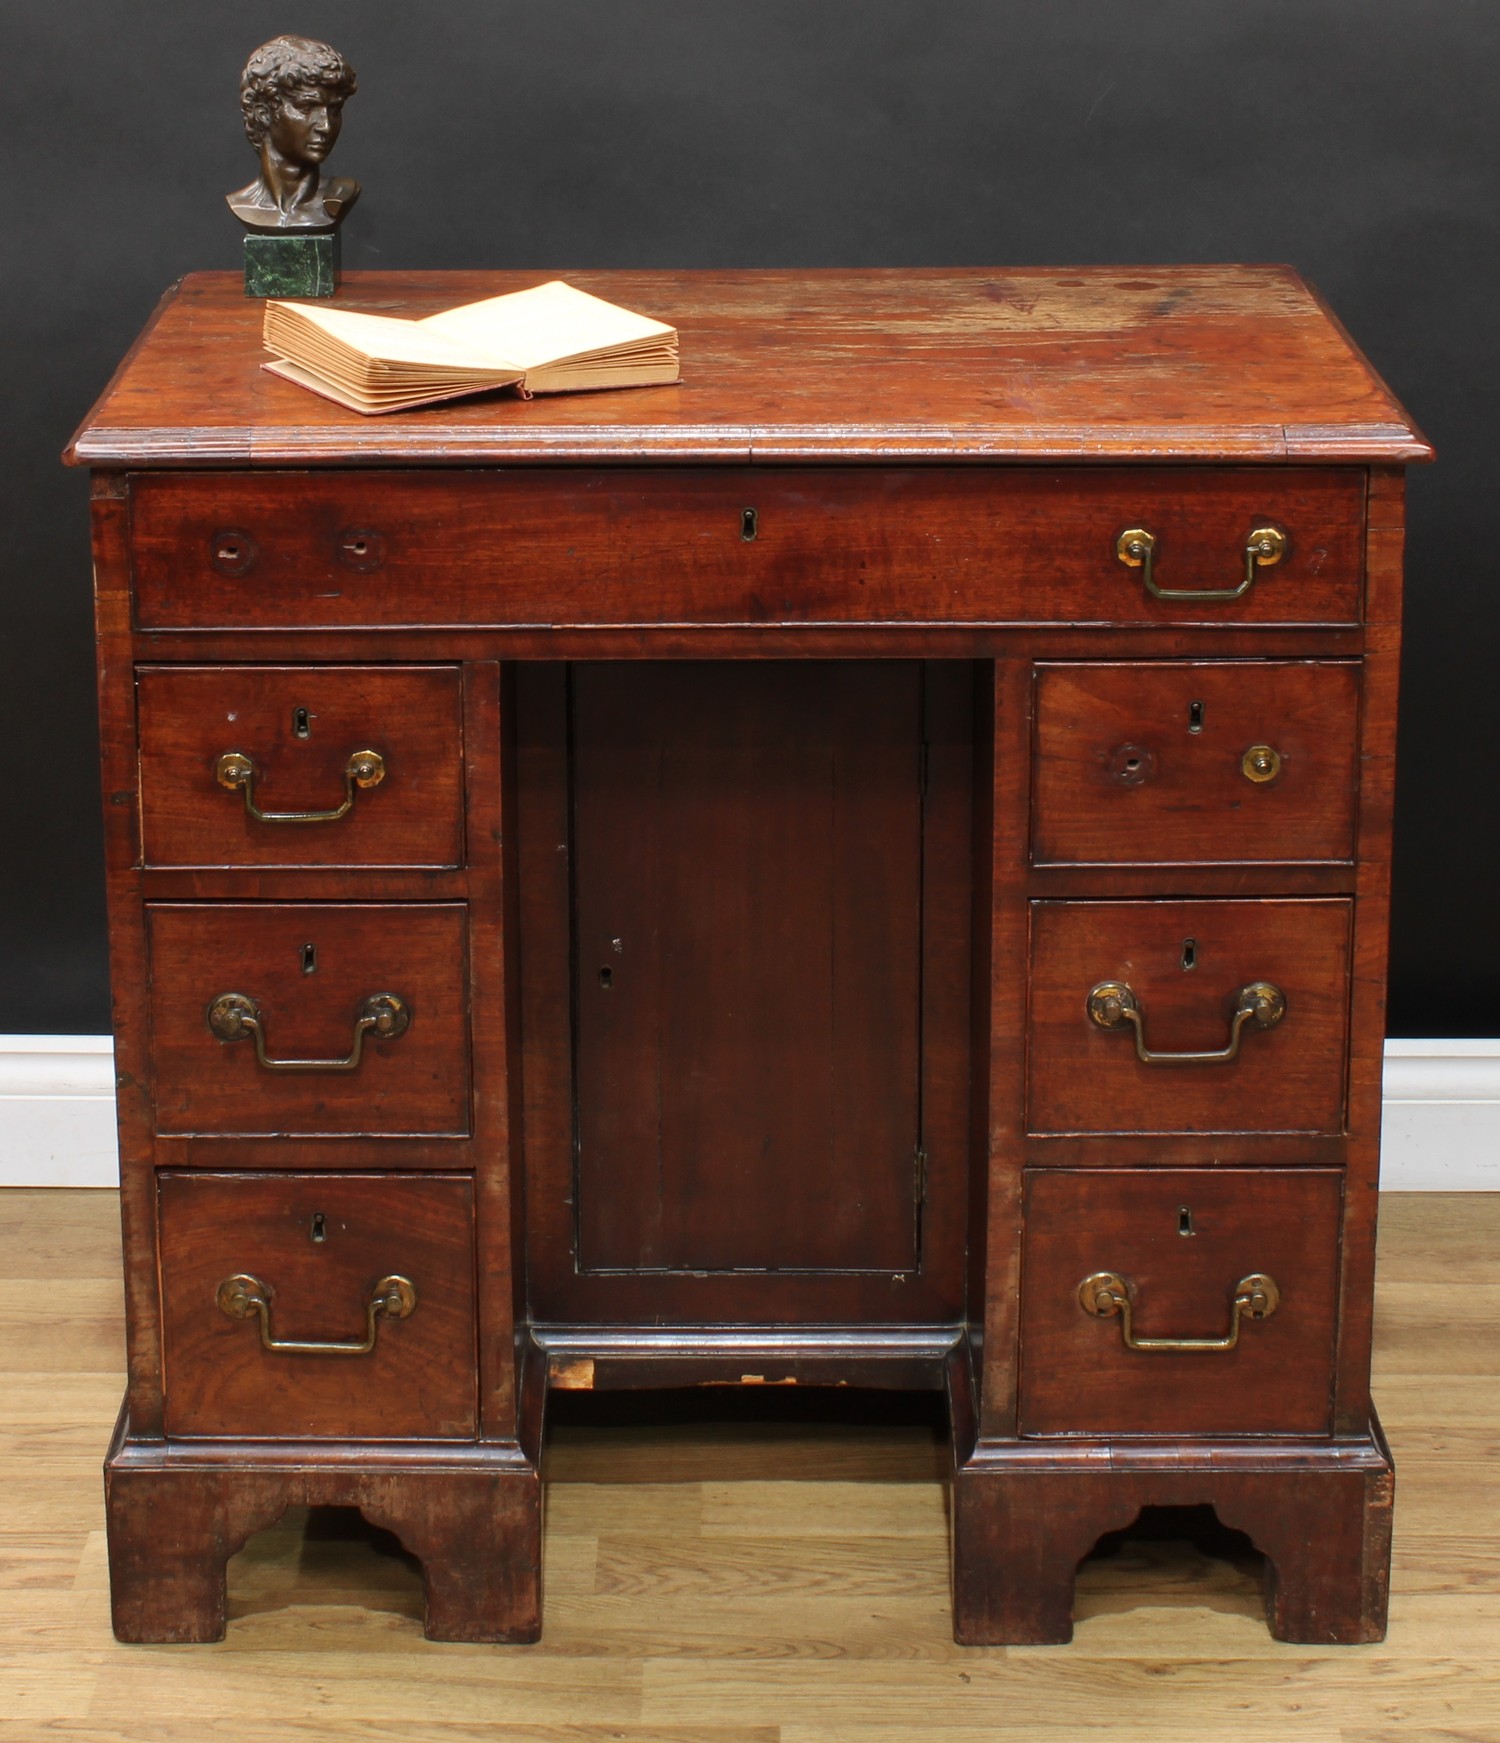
3;1;1493;1034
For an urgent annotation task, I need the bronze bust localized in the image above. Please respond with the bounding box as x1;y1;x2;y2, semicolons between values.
227;36;359;233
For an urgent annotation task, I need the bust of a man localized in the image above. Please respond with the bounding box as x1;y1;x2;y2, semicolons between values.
226;35;359;233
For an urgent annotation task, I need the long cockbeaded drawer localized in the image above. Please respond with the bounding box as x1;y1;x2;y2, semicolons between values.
127;466;1367;630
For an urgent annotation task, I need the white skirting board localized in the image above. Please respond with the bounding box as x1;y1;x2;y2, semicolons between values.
0;1036;120;1188
0;1034;1496;1190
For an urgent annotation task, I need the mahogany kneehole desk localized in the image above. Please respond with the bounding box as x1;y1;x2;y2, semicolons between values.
67;266;1430;1646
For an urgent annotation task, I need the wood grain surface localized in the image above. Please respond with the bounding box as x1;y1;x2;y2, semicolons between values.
571;662;923;1276
63;267;1431;467
0;1187;1494;1739
515;662;975;1330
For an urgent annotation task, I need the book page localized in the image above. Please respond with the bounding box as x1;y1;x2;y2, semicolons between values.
421;281;675;370
262;358;521;414
269;302;522;372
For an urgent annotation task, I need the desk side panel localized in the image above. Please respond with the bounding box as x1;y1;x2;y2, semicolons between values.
1333;465;1406;1433
92;473;162;1435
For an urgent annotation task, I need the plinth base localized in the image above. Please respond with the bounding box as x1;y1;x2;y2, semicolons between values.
949;1354;1395;1644
103;1406;541;1643
244;232;339;299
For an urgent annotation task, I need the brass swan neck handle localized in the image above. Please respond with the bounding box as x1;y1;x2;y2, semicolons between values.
216;1272;416;1356
207;991;410;1072
1087;979;1285;1065
1078;1270;1280;1353
1116;525;1286;602
215;748;385;824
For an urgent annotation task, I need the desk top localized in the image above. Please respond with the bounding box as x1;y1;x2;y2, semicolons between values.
66;266;1429;470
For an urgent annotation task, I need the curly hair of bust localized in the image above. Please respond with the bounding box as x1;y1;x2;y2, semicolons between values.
240;35;357;146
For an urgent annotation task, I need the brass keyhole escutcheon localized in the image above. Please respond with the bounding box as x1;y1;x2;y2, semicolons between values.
1241;744;1282;783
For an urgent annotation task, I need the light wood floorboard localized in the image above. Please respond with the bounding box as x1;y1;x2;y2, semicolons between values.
0;1189;1494;1741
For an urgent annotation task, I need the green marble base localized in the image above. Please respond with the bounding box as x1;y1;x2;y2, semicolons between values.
244;232;340;299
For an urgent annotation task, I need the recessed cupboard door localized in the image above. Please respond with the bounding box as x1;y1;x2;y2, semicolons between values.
516;659;975;1328
573;662;924;1274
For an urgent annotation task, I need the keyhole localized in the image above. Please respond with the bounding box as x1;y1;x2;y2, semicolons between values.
1181;938;1197;971
310;1212;327;1244
599;966;613;989
1188;700;1205;734
302;943;317;975
741;507;758;541
293;707;311;739
1178;1206;1196;1237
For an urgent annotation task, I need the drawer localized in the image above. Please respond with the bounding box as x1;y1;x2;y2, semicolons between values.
1031;660;1360;865
1028;898;1351;1135
158;1172;477;1438
137;665;465;869
1018;1168;1341;1436
147;903;470;1137
128;467;1365;630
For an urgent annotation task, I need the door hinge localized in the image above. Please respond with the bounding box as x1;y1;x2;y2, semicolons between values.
913;1149;927;1204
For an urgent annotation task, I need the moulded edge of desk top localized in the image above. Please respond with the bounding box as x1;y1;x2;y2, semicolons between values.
63;266;1434;470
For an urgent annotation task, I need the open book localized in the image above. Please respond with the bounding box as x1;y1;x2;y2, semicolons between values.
262;280;679;414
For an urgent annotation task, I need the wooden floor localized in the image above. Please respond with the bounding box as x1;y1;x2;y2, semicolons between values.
1;1190;1495;1741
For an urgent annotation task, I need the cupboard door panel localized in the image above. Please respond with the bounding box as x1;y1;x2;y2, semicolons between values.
571;662;925;1274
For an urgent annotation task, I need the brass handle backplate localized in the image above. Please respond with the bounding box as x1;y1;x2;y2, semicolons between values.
215;748;385;824
1116;525;1287;602
216;1271;416;1355
1241;743;1283;783
207;991;410;1071
1087;979;1286;1064
1078;1269;1280;1352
